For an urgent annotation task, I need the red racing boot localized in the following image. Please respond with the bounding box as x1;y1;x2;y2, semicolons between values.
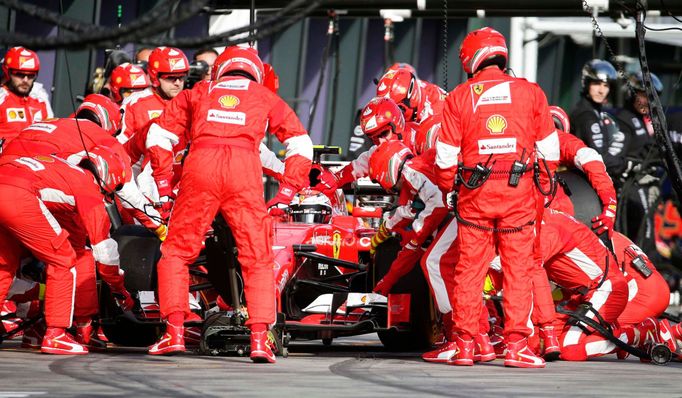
447;335;475;366
250;330;276;364
474;333;496;362
148;320;185;355
504;338;545;368
422;340;458;363
617;317;659;362
21;320;46;349
75;321;107;351
41;327;88;355
489;326;506;359
539;326;561;361
657;319;679;357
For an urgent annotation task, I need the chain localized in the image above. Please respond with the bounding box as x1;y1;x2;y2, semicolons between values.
442;0;448;90
582;0;635;95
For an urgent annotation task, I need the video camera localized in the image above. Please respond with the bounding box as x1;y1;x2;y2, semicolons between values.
186;60;209;89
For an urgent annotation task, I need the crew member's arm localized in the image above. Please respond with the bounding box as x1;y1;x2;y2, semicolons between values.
435;94;461;193
145;90;193;203
260;142;285;181
75;190;134;309
265;95;313;209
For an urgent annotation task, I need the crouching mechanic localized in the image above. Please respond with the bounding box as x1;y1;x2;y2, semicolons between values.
0;147;129;354
537;208;629;361
0;94;167;240
366;141;496;363
146;46;312;362
368;141;449;296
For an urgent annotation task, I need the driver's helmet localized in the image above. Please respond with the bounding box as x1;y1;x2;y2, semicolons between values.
289;188;333;224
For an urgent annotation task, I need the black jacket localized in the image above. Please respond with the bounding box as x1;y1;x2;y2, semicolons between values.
569;96;627;177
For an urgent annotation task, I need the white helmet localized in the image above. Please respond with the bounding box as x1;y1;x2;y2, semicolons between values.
289;188;333;224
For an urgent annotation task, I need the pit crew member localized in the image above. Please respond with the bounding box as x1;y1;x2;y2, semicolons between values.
0;147;127;354
0;47;52;144
435;27;559;368
146;46;312;362
1;94;166;239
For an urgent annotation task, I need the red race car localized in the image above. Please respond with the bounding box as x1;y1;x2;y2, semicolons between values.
99;146;437;355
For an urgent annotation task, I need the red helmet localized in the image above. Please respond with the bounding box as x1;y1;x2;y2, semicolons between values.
109;62;150;103
2;46;40;78
387;62;417;76
414;121;440;155
376;68;422;122
360;97;405;144
147;47;189;87
549;105;570;132
368;140;413;192
262;63;279;93
212;46;264;83
76;94;122;136
81;145;128;194
459;27;508;75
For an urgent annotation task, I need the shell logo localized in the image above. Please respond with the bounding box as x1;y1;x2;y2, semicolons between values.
115;76;123;84
486;114;507;135
219;95;240;109
34;155;54;163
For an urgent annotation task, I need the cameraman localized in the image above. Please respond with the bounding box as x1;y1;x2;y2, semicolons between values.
193;47;218;81
184;48;218;90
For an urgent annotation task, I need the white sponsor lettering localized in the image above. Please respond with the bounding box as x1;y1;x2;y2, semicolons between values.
15;157;45;171
207;110;246;125
478;137;517;154
590;123;600;134
473;81;511;111
213;80;250;91
26;122;57;133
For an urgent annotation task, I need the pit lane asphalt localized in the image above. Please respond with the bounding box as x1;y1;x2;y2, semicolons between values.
0;334;680;398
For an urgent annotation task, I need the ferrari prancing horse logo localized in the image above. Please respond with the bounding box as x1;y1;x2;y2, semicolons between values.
332;230;342;259
473;84;484;95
